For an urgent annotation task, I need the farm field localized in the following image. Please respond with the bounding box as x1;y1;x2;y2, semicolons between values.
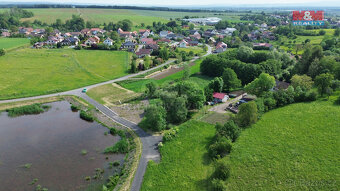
225;95;340;190
0;48;130;100
118;59;212;93
0;38;30;50
12;8;168;27
141;120;215;191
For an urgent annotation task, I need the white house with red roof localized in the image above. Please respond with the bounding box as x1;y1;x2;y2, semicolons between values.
179;40;189;48
141;38;154;45
215;42;228;53
213;92;229;103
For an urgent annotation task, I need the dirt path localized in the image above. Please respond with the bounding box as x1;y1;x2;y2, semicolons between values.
149;59;197;80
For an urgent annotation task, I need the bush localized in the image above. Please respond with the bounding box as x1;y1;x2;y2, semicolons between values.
104;138;129;154
211;178;226;191
70;104;79;111
306;90;318;101
109;127;118;135
209;137;232;158
335;95;340;105
139;104;167;131
162;127;179;142
214;160;230;180
215;121;241;142
79;110;94;122
0;49;5;56
237;101;258;127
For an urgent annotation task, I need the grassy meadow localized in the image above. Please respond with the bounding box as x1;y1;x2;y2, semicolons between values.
0;38;30;50
141;120;216;191
141;95;340;190
118;59;212;93
0;48;130;99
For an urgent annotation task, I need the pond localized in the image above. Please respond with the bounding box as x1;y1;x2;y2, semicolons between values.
0;101;124;191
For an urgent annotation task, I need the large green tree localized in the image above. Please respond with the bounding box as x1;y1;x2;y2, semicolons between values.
139;104;167;131
245;73;276;97
222;68;241;92
237;101;258;127
315;73;334;96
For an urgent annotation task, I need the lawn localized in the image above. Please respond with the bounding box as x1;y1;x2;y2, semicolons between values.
86;83;140;105
225;96;340;190
177;47;205;56
0;48;130;100
0;38;30;50
141;120;216;191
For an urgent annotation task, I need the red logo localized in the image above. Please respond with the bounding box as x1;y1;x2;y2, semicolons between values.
292;11;324;21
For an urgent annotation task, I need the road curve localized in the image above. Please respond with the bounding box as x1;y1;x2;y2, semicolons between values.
0;45;212;191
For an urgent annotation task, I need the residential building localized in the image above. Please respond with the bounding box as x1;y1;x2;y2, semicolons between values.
103;38;113;46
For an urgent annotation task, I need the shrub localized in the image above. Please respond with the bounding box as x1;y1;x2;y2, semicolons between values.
211;178;226;191
70;104;79;111
216;121;241;142
306;90;318;101
0;49;5;56
139;104;167;131
209;137;232;158
113;161;120;166
335;95;340;105
109;127;118;135
237;101;258;127
163;127;179;142
79;110;94;122
104;138;129;154
214;160;230;180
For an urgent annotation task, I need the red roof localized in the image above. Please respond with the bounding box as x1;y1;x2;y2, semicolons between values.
213;92;226;99
136;49;152;56
141;38;154;44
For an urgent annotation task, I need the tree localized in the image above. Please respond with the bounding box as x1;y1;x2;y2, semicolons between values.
169;81;205;110
160;92;188;124
130;60;137;73
209;137;232;158
237;101;258;127
182;64;190;80
315;73;334;96
159;47;169;60
237;46;254;62
139;104;166;131
211;178;226;191
213;160;230;180
215;120;241;142
145;82;158;98
334;28;340;36
222;68;241;92
291;74;313;90
319;29;326;35
208;77;224;93
245;73;276;97
0;49;5;56
259;59;282;76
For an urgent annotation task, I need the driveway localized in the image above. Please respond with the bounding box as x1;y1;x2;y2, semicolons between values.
208;95;244;113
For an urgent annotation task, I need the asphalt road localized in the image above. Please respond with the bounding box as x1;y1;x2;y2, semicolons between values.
0;44;212;191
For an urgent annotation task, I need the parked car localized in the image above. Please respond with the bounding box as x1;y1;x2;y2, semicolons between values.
82;88;87;93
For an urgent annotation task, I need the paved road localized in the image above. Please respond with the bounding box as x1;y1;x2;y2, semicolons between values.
0;44;212;191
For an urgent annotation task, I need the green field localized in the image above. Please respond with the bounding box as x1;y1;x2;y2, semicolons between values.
141;95;340;190
0;38;30;50
141;120;215;191
0;48;130;99
118;59;212;93
16;8;170;27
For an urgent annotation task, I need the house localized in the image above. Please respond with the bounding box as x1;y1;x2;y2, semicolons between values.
179;40;188;48
190;33;201;40
145;43;159;50
157;38;171;44
103;38;113;46
1;31;10;37
253;43;273;50
274;80;290;90
121;41;136;50
139;29;150;37
188;40;199;46
85;37;100;46
61;38;72;46
69;37;80;45
46;37;58;45
213;92;229;103
33;42;45;49
215;42;228;53
90;28;105;35
81;28;91;36
159;31;170;38
136;48;153;58
260;23;268;29
118;28;132;38
221;28;237;36
141;38;154;45
18;27;33;35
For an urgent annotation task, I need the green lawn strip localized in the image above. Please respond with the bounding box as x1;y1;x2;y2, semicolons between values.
141;120;216;191
224;96;340;190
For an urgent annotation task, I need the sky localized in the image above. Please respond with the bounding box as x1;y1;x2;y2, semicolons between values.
4;0;340;6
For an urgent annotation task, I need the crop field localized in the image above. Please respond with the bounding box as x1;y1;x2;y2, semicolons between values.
0;38;30;50
0;48;130;100
225;95;340;190
141;120;215;191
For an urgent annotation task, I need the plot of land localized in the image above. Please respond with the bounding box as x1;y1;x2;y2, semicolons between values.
0;38;30;50
225;96;340;190
141;120;215;191
0;48;130;99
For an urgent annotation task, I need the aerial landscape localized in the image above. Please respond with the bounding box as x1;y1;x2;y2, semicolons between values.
0;0;339;190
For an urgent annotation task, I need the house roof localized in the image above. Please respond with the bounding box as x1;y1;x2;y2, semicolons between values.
141;38;154;44
216;42;227;49
253;43;273;47
136;49;152;56
104;37;113;42
123;41;136;46
213;92;227;100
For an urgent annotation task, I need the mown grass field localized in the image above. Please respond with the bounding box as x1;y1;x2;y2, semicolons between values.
141;95;340;190
225;95;340;190
118;59;212;93
0;48;130;100
86;83;140;105
177;47;205;56
141;120;216;191
0;38;30;50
